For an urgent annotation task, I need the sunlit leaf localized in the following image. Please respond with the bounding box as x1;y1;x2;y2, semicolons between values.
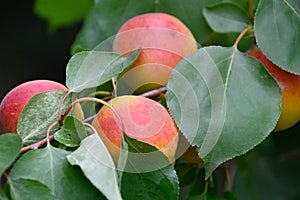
66;49;140;93
67;134;122;200
167;46;281;178
17;91;74;145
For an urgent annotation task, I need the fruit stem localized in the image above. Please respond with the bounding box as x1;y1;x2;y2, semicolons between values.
83;122;97;135
46;121;59;145
233;26;252;50
111;78;117;98
58;90;72;122
88;91;112;97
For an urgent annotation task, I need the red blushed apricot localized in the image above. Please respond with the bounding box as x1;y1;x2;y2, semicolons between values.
113;13;197;94
248;45;300;131
0;80;84;134
92;95;178;164
0;80;68;133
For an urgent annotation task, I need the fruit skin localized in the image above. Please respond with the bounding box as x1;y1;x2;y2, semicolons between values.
113;13;197;94
247;45;300;131
92;95;178;164
0;80;83;134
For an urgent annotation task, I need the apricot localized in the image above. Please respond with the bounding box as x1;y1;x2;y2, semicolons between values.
92;95;178;164
113;13;197;94
0;80;83;134
247;45;300;131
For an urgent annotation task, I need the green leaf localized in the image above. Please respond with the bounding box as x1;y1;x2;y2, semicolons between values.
54;116;87;147
224;191;237;200
9;145;103;199
8;178;55;200
176;162;202;188
175;162;205;198
17;91;74;145
203;2;250;33
167;46;281;179
66;49;140;93
34;0;93;30
0;134;22;175
188;194;225;200
0;188;9;200
254;0;300;74
67;134;122;200
120;135;179;200
233;137;300;199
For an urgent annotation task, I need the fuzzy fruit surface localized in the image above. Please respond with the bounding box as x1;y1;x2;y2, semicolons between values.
0;80;71;133
92;95;178;164
248;46;300;131
113;13;197;94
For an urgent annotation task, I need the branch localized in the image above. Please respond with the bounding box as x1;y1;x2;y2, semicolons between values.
20;86;167;153
140;86;167;98
21;135;54;154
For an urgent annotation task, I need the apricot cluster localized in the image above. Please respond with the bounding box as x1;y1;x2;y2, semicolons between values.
0;13;199;165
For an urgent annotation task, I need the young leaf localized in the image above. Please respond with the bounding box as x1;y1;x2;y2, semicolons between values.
9;145;103;199
34;0;93;30
167;46;281;179
0;134;22;175
66;49;140;93
17;91;74;145
203;2;250;33
67;134;122;200
54;116;87;147
120;135;179;200
255;0;300;74
8;178;55;200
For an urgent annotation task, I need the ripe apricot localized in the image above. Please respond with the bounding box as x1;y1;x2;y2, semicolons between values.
113;13;197;94
92;95;178;164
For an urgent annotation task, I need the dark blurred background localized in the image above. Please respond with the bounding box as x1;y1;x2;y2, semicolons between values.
0;0;81;100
